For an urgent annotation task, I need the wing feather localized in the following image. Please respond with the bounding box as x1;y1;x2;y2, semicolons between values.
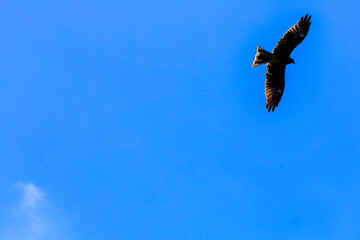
273;14;312;57
265;63;286;112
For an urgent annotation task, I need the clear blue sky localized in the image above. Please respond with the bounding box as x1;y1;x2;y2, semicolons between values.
1;0;360;239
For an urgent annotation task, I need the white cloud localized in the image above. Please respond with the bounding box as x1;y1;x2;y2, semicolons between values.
0;182;73;240
16;183;45;208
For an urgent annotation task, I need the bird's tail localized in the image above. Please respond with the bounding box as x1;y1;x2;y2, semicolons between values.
252;46;273;67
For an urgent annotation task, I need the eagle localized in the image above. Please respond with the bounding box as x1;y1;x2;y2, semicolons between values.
252;14;312;112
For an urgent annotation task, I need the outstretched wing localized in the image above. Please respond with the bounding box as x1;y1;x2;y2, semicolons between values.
265;63;286;112
273;14;312;57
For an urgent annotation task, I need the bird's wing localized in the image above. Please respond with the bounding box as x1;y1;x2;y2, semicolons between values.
273;14;312;57
265;63;286;112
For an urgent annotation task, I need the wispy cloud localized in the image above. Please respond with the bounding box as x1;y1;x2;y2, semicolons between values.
0;182;73;240
16;183;45;208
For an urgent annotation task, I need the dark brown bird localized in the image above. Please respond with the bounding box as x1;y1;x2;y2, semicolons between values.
252;14;312;112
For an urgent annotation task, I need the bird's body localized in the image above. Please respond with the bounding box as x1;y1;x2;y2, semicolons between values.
252;14;312;112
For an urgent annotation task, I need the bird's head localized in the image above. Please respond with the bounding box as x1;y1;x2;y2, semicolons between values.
288;58;295;64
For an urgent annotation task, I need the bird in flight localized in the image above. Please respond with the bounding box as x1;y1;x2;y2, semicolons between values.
252;14;312;112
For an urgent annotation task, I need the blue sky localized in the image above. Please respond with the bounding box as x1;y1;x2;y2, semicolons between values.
1;0;360;239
